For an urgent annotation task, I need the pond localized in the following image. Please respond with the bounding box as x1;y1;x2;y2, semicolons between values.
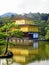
0;41;49;65
0;58;49;65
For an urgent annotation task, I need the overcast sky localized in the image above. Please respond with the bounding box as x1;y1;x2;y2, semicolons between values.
0;0;49;15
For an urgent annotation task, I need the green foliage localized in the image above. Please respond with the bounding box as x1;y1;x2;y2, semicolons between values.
35;20;47;36
0;32;8;39
0;40;6;45
0;18;23;39
45;22;49;39
45;30;49;39
45;24;49;31
11;30;24;38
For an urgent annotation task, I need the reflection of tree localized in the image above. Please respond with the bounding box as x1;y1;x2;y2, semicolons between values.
0;59;12;65
1;58;27;65
6;59;13;65
6;58;21;65
6;59;8;65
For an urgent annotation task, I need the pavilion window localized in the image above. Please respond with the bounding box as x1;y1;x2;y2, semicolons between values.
33;33;38;38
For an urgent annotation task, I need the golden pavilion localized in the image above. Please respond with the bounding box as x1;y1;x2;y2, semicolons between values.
11;17;39;40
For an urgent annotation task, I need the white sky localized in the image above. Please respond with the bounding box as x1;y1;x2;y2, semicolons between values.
0;0;49;15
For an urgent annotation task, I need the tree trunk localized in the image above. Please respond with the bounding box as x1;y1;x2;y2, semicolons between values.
5;37;9;54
